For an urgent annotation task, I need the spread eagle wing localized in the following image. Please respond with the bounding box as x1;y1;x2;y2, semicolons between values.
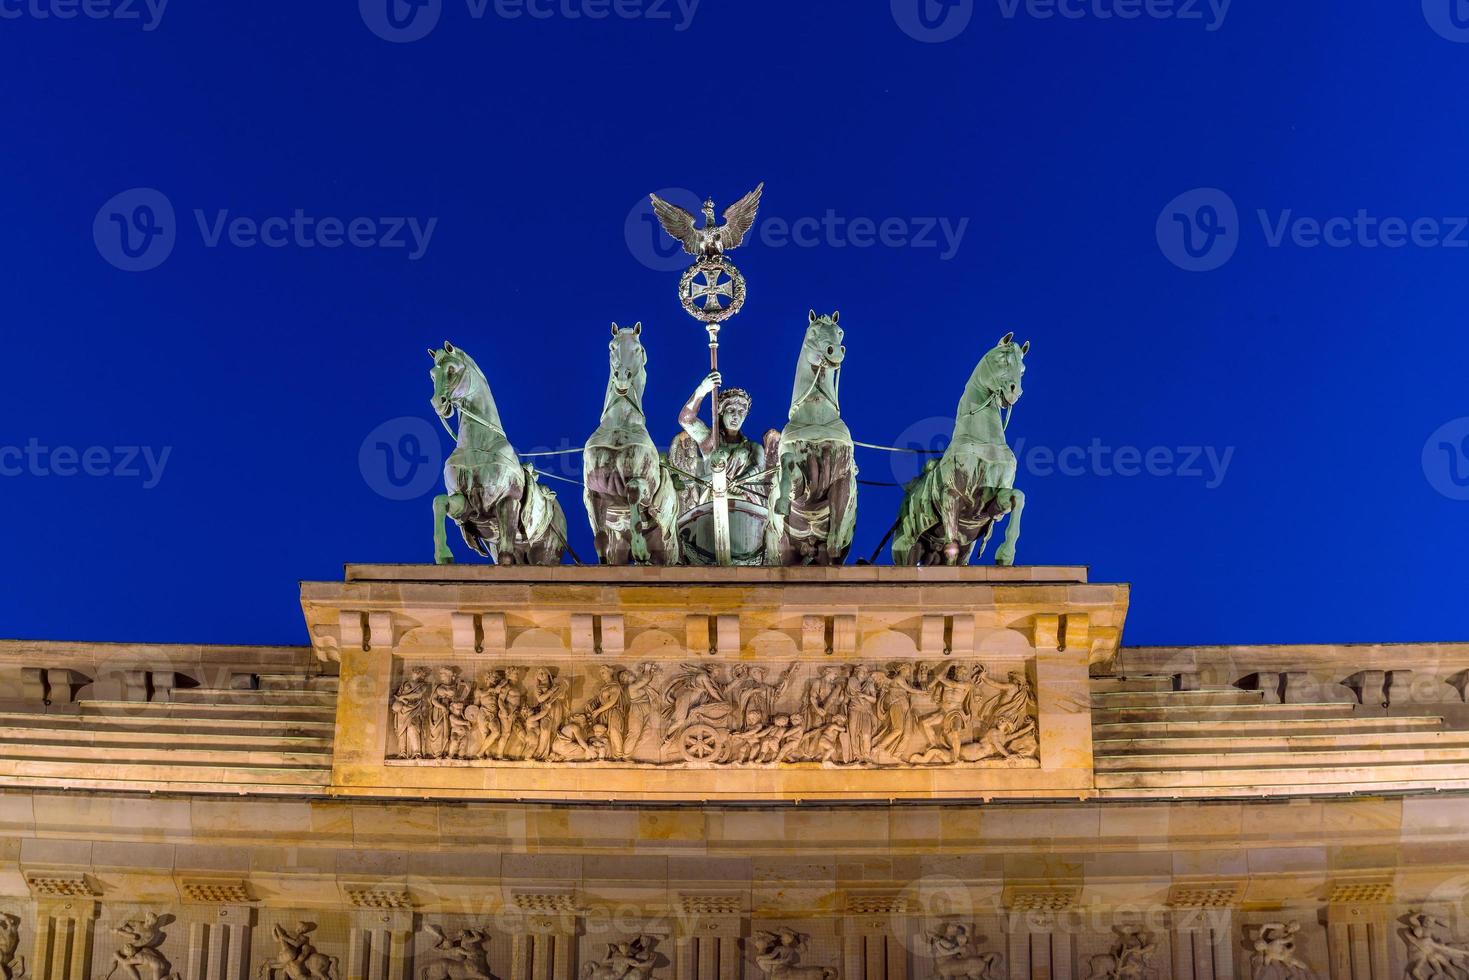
721;182;764;250
426;924;449;948
650;194;701;255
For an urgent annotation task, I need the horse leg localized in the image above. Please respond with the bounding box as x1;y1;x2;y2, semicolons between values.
940;491;964;565
624;477;652;564
992;488;1025;566
774;450;800;516
433;493;467;565
825;468;854;562
496;493;523;566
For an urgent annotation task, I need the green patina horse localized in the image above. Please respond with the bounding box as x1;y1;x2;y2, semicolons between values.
765;311;857;565
583;323;681;565
892;332;1029;566
430;342;566;565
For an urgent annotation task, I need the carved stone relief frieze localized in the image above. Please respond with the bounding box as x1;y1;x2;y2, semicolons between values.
101;913;180;980
420;924;496;980
925;922;1003;980
1401;912;1469;980
1086;926;1157;980
753;929;838;980
1248;921;1311;980
0;914;22;980
387;659;1038;769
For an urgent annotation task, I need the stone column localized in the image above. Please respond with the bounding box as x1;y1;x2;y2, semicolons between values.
347;910;415;980
185;905;254;980
31;899;97;980
675;910;742;980
1168;908;1235;980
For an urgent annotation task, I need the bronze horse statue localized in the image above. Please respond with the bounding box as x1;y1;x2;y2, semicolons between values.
430;341;567;565
892;333;1028;566
583;323;681;564
765;311;857;565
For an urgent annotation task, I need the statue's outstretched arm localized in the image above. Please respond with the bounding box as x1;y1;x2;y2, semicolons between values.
679;372;720;452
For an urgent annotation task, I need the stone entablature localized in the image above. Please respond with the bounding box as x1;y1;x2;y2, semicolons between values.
302;565;1114;802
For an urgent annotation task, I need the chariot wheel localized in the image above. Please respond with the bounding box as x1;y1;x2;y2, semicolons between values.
679;724;725;763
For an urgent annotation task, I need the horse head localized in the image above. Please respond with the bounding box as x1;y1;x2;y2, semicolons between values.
789;310;845;418
974;332;1030;409
605;322;648;414
803;309;845;370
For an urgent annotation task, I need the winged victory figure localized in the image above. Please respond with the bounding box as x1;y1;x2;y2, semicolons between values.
650;182;765;260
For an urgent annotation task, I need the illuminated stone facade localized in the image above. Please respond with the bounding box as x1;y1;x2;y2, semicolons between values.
0;565;1467;978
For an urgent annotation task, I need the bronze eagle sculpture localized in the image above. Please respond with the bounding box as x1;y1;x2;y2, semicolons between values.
650;182;764;260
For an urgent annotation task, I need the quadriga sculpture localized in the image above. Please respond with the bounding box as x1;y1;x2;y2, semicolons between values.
583;323;681;564
892;333;1029;566
430;341;567;565
766;311;857;565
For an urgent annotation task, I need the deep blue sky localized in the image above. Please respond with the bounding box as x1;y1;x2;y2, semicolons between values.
2;1;1467;648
